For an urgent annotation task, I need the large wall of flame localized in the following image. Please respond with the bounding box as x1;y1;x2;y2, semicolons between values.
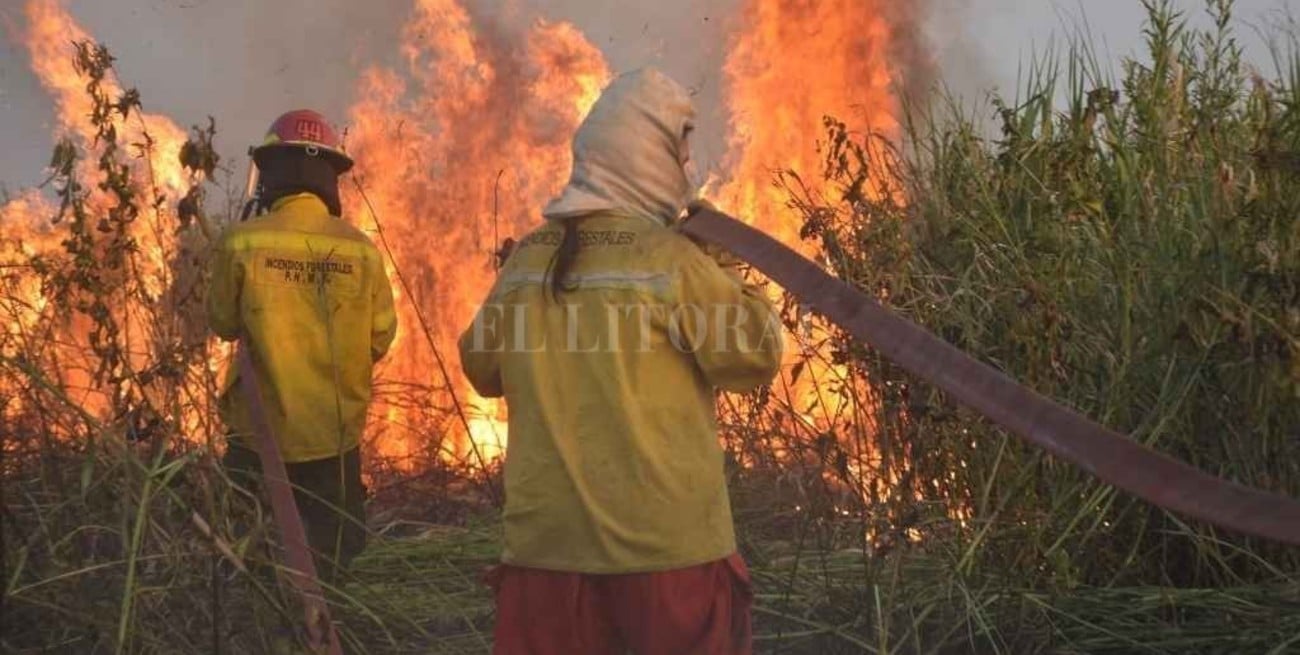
343;0;609;462
3;0;201;413
1;0;932;462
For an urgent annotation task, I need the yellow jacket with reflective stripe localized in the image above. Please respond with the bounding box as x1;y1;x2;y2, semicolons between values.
208;193;397;463
458;211;782;573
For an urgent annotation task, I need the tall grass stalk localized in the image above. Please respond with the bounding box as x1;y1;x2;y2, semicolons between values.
738;0;1299;651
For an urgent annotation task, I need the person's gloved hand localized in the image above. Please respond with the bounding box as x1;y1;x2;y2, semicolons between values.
685;197;720;218
494;237;517;271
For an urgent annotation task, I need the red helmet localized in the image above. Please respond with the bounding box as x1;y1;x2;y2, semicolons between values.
252;109;353;173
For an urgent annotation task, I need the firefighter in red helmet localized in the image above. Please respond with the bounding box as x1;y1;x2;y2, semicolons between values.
241;109;355;219
208;109;397;582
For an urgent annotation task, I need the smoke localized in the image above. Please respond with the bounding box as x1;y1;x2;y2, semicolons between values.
0;14;57;192
521;0;939;175
0;0;410;190
883;1;940;110
1;0;731;189
0;0;937;194
509;0;739;175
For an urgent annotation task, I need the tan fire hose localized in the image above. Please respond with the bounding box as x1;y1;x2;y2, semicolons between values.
680;207;1300;545
236;345;344;654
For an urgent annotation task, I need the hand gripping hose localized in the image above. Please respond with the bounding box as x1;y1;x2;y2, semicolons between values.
680;207;1300;545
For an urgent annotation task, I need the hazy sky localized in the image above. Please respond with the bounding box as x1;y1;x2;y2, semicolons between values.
938;0;1290;103
0;0;1293;191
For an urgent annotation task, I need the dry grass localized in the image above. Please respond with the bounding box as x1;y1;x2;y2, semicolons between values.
3;2;1299;653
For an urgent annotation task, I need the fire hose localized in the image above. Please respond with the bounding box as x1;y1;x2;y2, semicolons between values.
222;183;1296;655
236;346;344;655
680;207;1300;546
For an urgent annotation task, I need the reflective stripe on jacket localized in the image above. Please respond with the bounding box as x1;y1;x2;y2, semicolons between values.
458;211;782;573
208;193;396;462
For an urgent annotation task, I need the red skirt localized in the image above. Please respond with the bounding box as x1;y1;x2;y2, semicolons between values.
485;552;754;655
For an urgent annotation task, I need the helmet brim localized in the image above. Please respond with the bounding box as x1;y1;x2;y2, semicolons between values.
253;142;354;174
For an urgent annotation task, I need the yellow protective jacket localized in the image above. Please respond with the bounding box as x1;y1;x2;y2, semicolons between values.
208;193;397;463
458;211;783;573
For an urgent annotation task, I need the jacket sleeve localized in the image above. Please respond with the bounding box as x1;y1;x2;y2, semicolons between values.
206;231;243;341
674;244;784;392
457;288;505;399
370;256;398;362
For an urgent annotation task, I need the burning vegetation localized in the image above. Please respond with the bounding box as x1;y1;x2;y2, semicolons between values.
2;0;1299;653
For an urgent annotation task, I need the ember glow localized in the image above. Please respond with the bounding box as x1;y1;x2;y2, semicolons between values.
3;0;912;467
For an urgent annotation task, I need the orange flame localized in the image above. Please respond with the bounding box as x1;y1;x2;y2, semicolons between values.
713;0;903;243
23;0;192;198
5;0;910;471
344;0;609;465
709;0;906;436
2;0;212;435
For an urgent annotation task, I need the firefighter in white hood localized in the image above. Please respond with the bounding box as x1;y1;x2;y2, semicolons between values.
460;68;782;654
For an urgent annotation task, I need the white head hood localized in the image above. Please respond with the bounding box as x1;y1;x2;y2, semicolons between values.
543;68;697;225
